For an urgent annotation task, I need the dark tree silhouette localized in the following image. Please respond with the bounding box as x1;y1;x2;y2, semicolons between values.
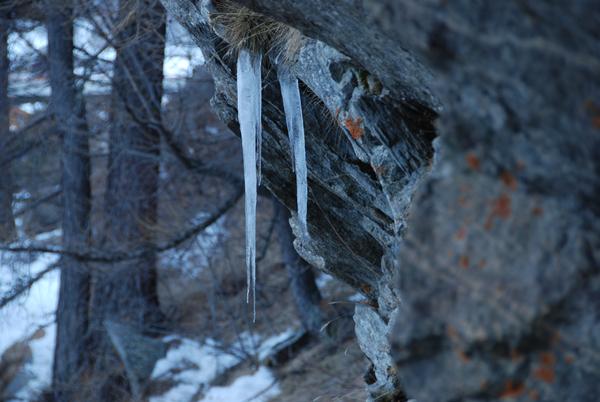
46;2;92;400
87;0;167;399
0;9;16;243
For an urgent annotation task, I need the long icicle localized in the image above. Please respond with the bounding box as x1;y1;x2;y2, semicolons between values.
278;65;309;239
237;49;262;321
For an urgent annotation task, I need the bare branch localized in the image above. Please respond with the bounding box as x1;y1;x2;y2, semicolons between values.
0;187;243;262
0;262;58;308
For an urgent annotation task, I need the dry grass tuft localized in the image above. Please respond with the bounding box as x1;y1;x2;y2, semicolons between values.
212;0;304;62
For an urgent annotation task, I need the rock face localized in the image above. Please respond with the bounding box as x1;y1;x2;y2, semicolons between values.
161;0;600;400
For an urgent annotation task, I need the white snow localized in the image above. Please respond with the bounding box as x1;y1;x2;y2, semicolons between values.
18;101;46;115
150;330;288;402
316;273;334;289
278;66;309;239
236;49;262;320
163;18;205;91
348;293;367;302
0;253;59;354
198;366;279;402
8;24;47;61
257;328;295;361
20;322;56;400
150;337;241;402
0;229;61;401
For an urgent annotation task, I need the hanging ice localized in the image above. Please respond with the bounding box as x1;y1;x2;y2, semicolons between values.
237;49;262;321
278;65;309;239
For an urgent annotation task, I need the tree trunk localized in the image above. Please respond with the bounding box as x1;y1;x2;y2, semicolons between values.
46;2;92;401
87;1;166;400
0;12;16;243
275;201;323;335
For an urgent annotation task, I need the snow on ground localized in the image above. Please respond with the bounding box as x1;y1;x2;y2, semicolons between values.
257;328;295;361
0;252;59;354
199;366;279;402
150;336;241;402
0;230;61;401
150;330;294;402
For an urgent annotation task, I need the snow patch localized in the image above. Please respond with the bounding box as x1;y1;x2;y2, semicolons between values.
257;328;295;361
0;243;60;400
150;330;291;402
198;366;279;402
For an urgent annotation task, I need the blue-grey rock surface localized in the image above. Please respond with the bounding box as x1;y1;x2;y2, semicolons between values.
161;0;600;400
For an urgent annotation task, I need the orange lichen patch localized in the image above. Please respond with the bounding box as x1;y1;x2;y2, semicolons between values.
533;366;555;383
485;194;512;229
532;206;543;216
533;351;556;383
500;171;518;191
493;194;512;219
466;153;481;171
564;354;575;365
459;255;470;269
455;227;467;240
540;352;556;367
360;283;373;294
499;380;526;398
344;116;365;140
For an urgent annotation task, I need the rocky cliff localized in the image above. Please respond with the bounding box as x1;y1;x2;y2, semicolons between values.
160;1;600;400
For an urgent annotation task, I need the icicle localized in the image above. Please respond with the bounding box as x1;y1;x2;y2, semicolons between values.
277;65;309;239
237;48;262;321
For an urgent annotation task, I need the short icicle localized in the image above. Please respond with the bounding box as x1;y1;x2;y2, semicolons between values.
237;48;262;321
277;65;309;239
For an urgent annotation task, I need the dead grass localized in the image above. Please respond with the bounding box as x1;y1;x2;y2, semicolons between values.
211;0;304;62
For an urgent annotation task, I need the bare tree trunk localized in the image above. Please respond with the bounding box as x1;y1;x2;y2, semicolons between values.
46;2;92;401
275;201;323;334
88;1;166;399
0;12;16;243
